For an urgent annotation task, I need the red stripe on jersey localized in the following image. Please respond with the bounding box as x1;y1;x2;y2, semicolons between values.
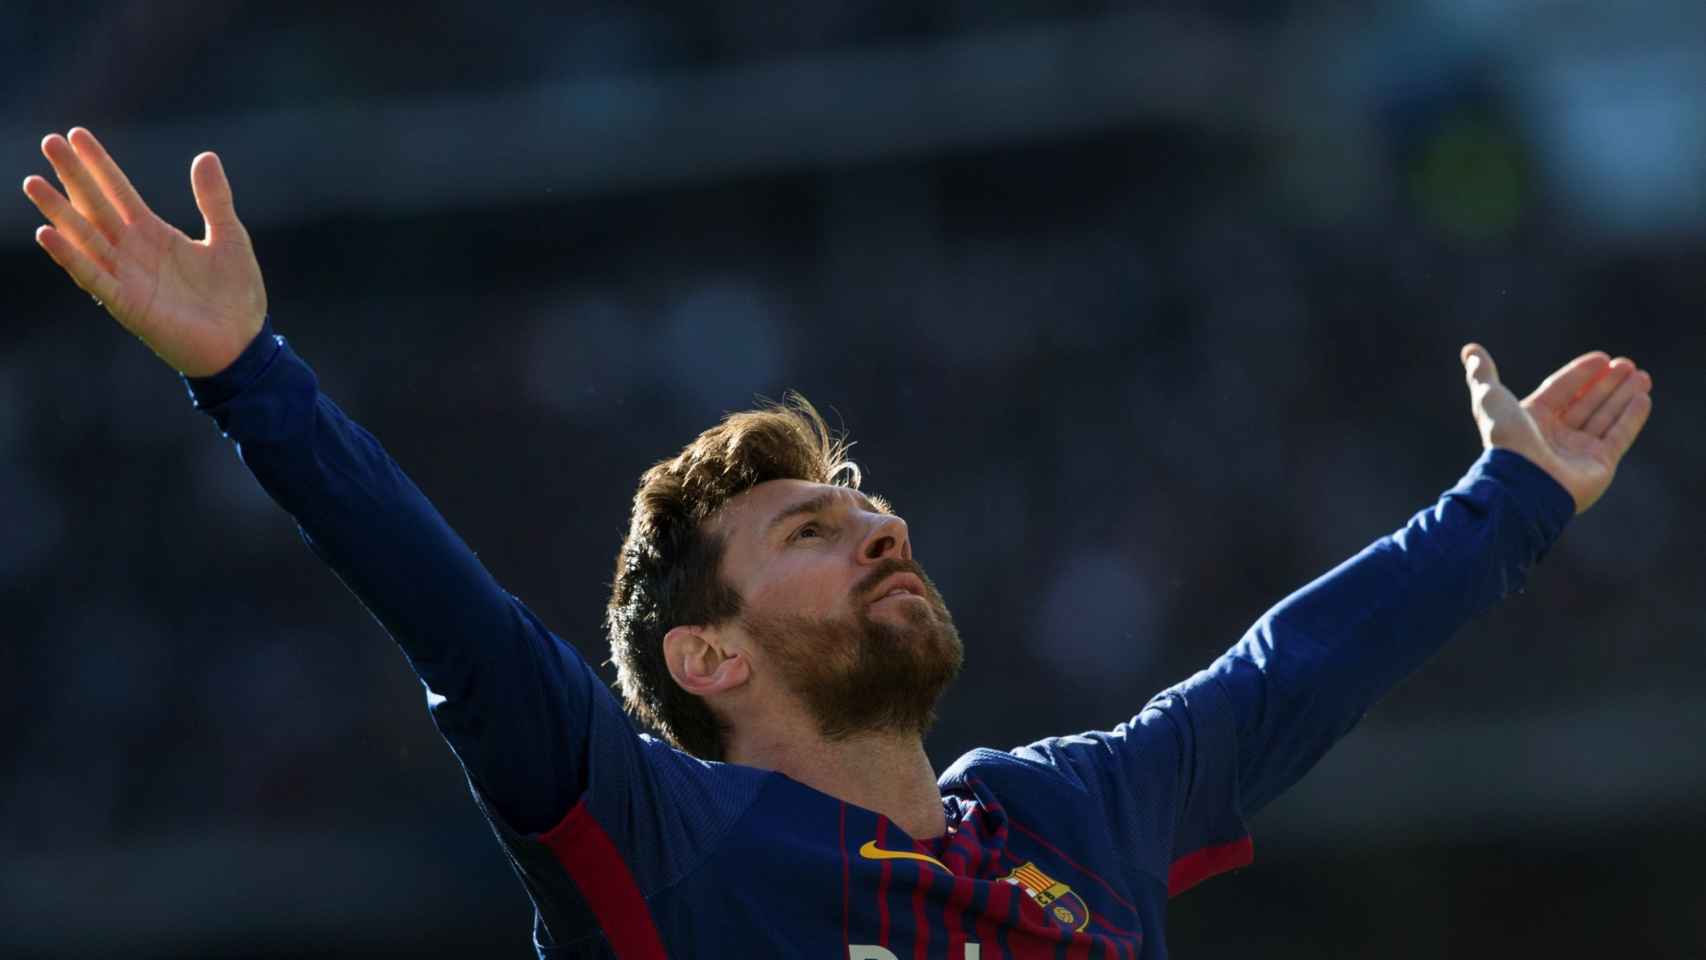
1007;925;1060;960
1065;931;1093;960
951;806;990;877
943;876;975;954
537;799;667;960
910;849;935;960
840;801;851;948
973;872;1013;951
1097;914;1142;941
963;829;985;878
1168;835;1253;897
943;843;970;876
876;816;893;945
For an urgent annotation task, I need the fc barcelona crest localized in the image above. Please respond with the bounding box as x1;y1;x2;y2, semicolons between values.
1002;861;1090;933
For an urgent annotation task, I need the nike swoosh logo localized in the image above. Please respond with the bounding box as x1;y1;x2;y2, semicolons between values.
858;840;952;874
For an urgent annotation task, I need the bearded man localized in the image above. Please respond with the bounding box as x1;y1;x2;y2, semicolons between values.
23;129;1654;958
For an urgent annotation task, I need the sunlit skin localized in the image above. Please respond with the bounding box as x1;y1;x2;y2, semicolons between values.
22;129;265;376
22;125;1657;846
663;481;957;839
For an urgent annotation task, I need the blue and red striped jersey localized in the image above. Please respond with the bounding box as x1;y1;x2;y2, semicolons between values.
187;321;1574;958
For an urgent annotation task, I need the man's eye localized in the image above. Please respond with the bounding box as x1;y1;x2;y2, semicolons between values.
795;522;822;540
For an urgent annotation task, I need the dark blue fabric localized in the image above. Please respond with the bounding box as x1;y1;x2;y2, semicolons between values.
183;315;282;411
190;325;1573;958
1213;448;1572;816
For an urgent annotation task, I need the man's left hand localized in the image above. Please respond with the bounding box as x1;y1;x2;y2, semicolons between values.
1461;343;1653;515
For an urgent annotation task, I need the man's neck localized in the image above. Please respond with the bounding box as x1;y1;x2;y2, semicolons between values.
726;725;946;840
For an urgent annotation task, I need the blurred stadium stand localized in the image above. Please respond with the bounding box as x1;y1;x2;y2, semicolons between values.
3;2;1703;956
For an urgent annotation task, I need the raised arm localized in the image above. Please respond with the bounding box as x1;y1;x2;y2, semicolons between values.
21;129;606;834
1014;345;1654;897
1217;343;1654;814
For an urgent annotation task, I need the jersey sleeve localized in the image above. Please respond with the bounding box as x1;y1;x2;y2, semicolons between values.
1013;449;1575;896
185;322;760;933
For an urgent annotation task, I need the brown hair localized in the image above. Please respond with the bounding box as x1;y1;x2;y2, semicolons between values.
606;393;859;759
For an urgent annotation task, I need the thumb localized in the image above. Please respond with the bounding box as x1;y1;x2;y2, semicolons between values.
1461;342;1526;453
190;151;246;242
1461;342;1501;388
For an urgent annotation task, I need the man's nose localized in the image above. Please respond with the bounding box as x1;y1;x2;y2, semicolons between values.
859;513;912;563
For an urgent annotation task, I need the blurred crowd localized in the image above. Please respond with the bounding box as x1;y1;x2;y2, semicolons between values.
4;2;1702;956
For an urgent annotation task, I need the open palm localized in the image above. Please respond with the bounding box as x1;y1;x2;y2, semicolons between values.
22;128;266;377
1461;343;1653;515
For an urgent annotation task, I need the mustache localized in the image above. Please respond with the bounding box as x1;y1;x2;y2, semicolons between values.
853;557;932;601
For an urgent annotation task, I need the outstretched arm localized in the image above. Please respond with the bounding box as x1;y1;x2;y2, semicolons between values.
1019;344;1655;898
1219;343;1653;815
21;129;605;834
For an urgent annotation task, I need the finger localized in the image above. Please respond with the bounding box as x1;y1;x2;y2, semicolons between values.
66;127;154;223
1584;368;1651;438
1461;343;1501;392
1524;350;1611;413
34;225;120;307
190;151;247;243
40;132;126;242
22;174;118;272
1601;388;1653;461
1562;357;1634;430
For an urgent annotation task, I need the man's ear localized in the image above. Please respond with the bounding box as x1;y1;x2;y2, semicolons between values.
662;624;751;696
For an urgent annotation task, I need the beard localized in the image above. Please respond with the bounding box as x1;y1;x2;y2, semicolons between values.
741;559;963;742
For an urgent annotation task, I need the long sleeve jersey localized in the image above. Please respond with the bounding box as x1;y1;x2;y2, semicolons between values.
186;320;1575;959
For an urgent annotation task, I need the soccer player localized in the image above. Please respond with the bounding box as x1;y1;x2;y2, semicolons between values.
23;128;1654;959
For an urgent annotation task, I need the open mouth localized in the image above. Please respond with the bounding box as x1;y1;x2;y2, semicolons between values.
869;573;927;604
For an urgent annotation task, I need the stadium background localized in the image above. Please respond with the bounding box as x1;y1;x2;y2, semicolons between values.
3;2;1702;956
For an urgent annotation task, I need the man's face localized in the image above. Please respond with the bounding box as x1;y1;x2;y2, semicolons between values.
712;479;963;741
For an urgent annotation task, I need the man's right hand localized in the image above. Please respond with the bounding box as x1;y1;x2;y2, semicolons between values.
22;127;267;378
